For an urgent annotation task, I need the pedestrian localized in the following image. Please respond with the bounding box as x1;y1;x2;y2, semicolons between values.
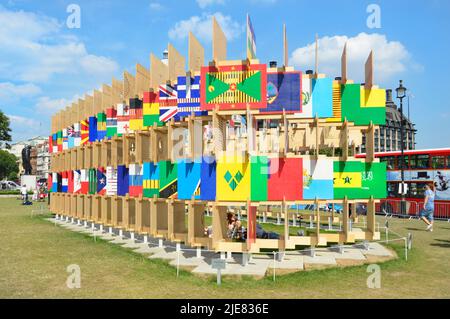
419;184;435;232
21;184;27;201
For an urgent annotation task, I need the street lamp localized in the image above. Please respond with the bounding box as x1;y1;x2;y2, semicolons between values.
396;80;407;214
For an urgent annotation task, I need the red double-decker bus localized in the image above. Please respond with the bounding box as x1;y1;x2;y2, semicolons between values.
356;148;450;219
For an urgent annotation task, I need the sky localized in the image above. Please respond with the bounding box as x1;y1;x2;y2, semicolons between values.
0;0;449;148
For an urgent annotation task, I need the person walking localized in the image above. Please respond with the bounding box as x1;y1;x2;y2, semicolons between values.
419;184;435;232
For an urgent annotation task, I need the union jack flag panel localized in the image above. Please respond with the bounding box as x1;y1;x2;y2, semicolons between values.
176;75;207;120
159;83;178;123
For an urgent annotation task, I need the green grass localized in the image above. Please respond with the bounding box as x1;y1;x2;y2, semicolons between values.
0;197;449;298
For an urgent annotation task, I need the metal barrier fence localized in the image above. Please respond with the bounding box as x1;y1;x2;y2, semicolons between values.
377;199;450;220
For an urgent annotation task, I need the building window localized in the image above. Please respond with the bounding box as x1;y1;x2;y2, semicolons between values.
380;139;385;147
380;156;397;170
380;127;385;137
432;156;446;169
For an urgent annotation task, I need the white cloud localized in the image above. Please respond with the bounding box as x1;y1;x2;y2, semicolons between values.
290;33;421;84
0;82;41;101
7;114;41;127
0;6;119;83
168;12;244;42
149;2;164;10
196;0;225;9
35;96;71;114
7;114;48;142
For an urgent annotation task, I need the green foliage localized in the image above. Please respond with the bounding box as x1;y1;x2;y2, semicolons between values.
0;150;19;180
0;110;12;149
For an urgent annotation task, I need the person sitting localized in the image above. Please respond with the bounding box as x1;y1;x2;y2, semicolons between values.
255;223;280;239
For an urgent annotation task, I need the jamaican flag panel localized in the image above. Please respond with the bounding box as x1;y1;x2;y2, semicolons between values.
333;161;387;199
200;63;267;111
159;160;178;199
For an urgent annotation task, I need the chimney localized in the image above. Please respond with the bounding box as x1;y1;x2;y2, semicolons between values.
386;89;393;103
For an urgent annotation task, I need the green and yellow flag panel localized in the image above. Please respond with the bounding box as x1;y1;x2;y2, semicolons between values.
341;84;385;125
333;161;386;199
200;64;267;111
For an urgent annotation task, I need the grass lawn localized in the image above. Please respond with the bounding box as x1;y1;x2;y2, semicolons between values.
0;197;449;299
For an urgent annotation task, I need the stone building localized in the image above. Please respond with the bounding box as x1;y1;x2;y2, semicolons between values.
361;89;416;153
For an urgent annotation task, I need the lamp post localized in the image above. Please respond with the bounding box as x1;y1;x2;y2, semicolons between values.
396;80;407;215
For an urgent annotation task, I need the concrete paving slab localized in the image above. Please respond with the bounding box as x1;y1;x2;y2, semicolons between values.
98;233;117;241
317;250;366;261
303;255;337;265
192;262;268;277
169;257;208;267
361;242;393;257
268;256;304;270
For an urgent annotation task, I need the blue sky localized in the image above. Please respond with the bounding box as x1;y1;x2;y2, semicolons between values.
0;0;449;148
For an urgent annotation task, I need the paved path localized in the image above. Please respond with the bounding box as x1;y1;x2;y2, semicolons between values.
48;217;395;277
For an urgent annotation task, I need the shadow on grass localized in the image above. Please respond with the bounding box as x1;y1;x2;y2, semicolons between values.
430;239;450;248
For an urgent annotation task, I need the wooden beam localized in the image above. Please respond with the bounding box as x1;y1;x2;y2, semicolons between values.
365;50;374;90
283;24;288;68
341;42;347;83
314;33;319;76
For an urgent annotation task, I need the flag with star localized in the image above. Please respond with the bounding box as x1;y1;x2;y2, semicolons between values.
333;161;386;199
97;167;107;195
200;63;267;111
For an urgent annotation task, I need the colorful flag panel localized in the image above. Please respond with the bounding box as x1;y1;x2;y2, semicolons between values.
176;75;207;120
177;159;201;200
263;71;302;113
143;162;159;198
333;161;387;199
97;167;107;195
200;156;216;201
106;166;117;195
88;116;97;142
159;84;178;122
303;158;334;199
216;155;251;201
129;163;143;197
200;64;267;111
267;157;303;200
117;165;129;196
97;112;107;141
341;84;385;125
106;108;117;138
159;161;178;199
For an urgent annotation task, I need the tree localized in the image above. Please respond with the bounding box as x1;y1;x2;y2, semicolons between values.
0;110;12;149
0;150;19;180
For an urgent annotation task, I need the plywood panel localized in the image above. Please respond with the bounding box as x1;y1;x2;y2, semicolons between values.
102;84;112;111
150;53;168;90
136;63;150;98
212;16;226;62
168;43;186;83
188;32;204;74
124;71;136;100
